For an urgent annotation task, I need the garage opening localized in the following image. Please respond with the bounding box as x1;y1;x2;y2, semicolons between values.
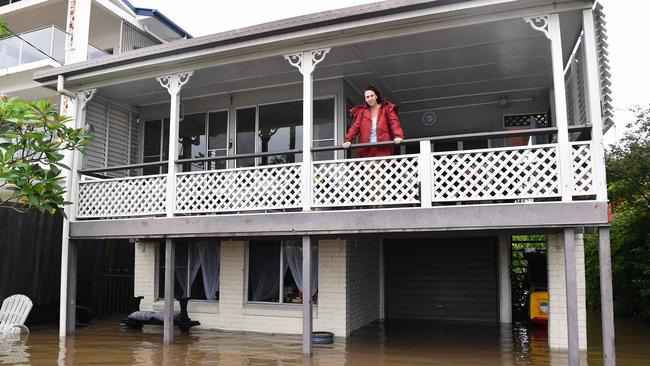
384;237;498;324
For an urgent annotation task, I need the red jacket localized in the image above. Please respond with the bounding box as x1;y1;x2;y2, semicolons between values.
345;101;404;158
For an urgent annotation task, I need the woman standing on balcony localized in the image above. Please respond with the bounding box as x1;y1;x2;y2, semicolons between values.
342;85;404;157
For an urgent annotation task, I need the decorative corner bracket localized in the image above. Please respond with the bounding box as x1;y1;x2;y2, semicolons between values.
75;89;96;110
283;48;331;76
524;15;551;40
284;52;303;71
156;71;194;96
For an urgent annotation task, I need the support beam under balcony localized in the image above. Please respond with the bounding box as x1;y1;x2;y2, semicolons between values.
598;227;616;366
163;239;175;344
69;201;609;240
302;235;313;356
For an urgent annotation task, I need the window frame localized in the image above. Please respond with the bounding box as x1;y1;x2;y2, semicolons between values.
156;241;221;302
244;240;318;305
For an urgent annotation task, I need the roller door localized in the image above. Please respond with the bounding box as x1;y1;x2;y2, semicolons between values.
385;238;498;323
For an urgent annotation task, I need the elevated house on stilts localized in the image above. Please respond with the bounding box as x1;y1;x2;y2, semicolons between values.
34;1;615;364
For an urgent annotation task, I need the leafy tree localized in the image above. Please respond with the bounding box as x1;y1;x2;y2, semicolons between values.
585;105;650;322
0;20;10;37
0;97;90;214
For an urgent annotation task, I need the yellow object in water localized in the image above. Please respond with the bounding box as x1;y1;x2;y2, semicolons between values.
529;290;549;326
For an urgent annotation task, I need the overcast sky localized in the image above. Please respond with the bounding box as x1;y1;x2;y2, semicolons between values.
131;0;647;145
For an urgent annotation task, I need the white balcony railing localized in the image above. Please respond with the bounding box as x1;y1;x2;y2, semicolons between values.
77;174;167;219
75;138;595;220
175;163;302;214
0;25;107;70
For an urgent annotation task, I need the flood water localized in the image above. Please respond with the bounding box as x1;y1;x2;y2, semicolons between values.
1;314;648;365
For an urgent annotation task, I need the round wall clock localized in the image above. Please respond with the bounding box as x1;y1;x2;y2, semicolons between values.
420;110;438;127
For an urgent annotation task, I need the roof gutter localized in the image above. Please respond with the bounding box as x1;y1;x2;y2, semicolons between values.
57;75;76;99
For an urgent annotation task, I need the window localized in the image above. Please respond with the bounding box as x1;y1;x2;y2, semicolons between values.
158;241;220;300
236;98;336;167
247;240;318;304
208;110;229;170
178;113;207;172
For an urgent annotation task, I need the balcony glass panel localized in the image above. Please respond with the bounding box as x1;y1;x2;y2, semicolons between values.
87;45;107;60
20;27;52;64
0;36;20;68
0;26;107;69
52;28;66;64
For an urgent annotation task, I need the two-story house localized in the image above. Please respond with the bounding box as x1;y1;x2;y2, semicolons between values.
32;1;615;364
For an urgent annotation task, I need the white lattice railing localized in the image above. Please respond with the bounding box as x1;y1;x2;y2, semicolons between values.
571;142;594;195
312;155;420;207
76;142;596;219
77;174;167;218
431;144;561;202
175;163;302;214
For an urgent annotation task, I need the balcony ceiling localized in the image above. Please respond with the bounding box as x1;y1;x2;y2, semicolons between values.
94;11;582;113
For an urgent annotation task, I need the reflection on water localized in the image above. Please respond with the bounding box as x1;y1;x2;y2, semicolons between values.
0;315;648;365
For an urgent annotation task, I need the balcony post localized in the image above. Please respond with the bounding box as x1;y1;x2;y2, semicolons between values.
418;140;433;207
581;9;608;201
284;49;330;211
525;14;573;201
156;72;193;217
58;87;94;337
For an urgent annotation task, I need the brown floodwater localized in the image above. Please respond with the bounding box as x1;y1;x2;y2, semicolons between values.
1;314;648;365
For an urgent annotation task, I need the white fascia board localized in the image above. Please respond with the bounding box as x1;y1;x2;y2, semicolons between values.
46;0;592;91
0;58;59;77
0;0;57;17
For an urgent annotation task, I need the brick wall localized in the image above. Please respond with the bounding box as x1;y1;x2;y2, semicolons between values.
346;238;381;334
133;241;158;311
136;239;349;336
547;233;587;349
314;239;348;336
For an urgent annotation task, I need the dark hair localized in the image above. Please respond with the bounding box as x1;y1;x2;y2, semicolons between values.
364;84;382;106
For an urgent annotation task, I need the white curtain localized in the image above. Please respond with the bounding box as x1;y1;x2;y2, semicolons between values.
196;241;220;300
284;240;318;298
175;244;201;298
174;242;220;300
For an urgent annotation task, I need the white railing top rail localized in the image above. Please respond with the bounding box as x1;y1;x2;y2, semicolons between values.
78;173;167;184
431;142;559;157
78;124;592;178
176;162;302;176
313;153;420;165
